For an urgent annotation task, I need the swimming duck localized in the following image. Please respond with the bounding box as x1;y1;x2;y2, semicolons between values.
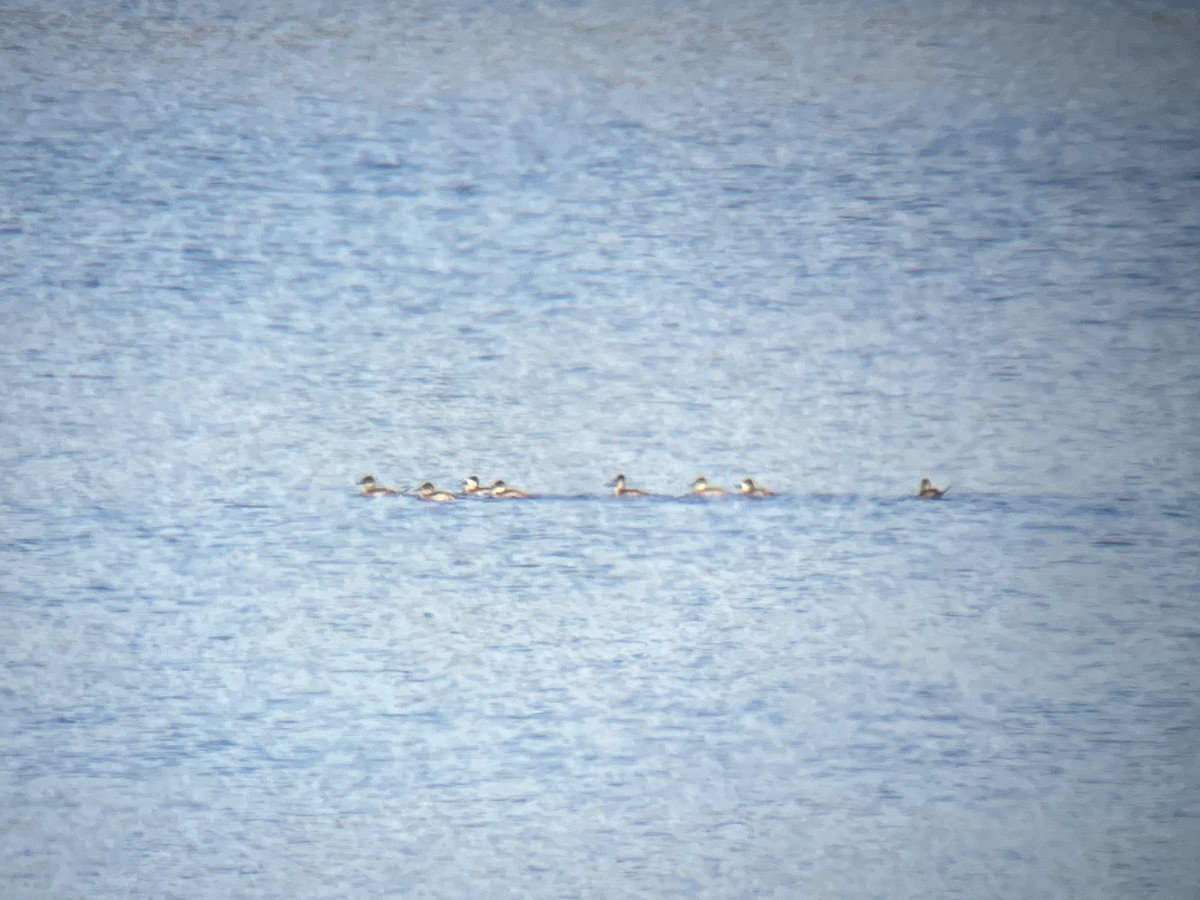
737;477;775;498
415;481;456;502
609;473;651;498
357;474;399;497
489;480;531;499
917;477;948;499
690;476;727;497
461;475;495;496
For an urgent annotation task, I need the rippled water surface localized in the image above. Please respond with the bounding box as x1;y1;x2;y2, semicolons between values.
3;1;1199;897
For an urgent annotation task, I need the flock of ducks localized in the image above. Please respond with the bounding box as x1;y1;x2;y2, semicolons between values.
356;473;948;501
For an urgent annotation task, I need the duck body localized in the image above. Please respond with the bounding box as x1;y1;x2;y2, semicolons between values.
415;481;456;502
690;476;727;497
738;477;775;498
357;474;399;497
917;477;948;499
609;473;650;498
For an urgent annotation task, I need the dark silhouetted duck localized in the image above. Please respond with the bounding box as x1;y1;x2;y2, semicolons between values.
609;473;651;498
917;477;948;499
357;474;399;497
737;477;775;498
690;476;727;497
415;481;456;502
489;480;531;499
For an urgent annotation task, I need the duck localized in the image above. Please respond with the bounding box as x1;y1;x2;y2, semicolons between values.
461;475;496;496
609;473;651;498
357;474;399;497
917;477;948;499
737;477;775;498
690;476;727;497
415;481;456;502
489;480;531;499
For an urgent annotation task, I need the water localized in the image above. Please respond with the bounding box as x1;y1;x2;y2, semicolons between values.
2;1;1199;897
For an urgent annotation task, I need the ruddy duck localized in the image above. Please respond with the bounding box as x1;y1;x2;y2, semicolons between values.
917;477;948;499
489;480;531;499
609;473;650;498
737;477;775;498
415;481;456;502
690;476;726;497
357;474;399;497
461;475;495;496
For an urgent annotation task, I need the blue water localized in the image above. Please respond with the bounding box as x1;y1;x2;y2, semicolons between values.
3;1;1199;897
